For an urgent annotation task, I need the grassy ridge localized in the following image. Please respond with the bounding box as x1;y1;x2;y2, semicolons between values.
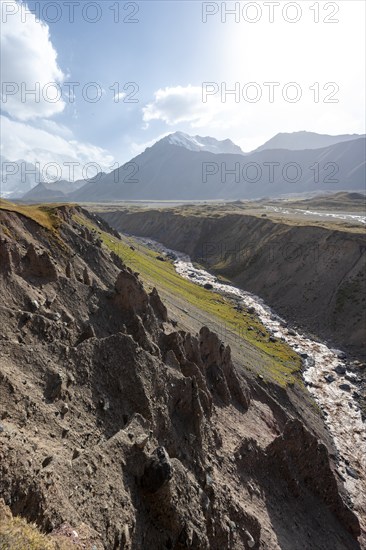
0;200;63;233
76;213;302;387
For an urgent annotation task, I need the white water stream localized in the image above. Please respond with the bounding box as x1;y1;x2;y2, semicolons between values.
136;236;366;522
265;206;366;225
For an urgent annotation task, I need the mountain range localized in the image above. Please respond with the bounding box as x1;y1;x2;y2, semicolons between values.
7;131;366;202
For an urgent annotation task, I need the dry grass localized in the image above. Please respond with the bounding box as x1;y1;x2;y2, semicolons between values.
0;200;71;233
0;500;75;550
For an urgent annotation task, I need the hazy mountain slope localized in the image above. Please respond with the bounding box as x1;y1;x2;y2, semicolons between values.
0;156;41;198
72;137;366;201
23;178;91;202
254;131;365;152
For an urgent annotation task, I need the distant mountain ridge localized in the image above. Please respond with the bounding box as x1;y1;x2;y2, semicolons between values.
23;175;105;202
70;135;366;202
253;131;365;152
11;131;366;202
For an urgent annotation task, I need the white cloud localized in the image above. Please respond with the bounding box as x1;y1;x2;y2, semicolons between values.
113;92;126;102
0;0;65;120
34;119;74;140
142;85;225;128
0;2;117;182
0;116;115;181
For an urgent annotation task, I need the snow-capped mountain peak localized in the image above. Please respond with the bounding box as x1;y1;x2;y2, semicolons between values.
163;132;244;155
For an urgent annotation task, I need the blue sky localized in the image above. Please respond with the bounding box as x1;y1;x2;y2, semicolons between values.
1;0;365;179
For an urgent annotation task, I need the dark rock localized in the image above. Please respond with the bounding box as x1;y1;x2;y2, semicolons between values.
141;446;173;493
346;467;359;480
110;251;125;270
72;448;81;460
83;267;92;286
156;255;165;262
42;456;53;468
114;269;148;315
149;287;168;322
49;312;61;322
23;244;58;281
77;324;96;344
29;299;40;312
300;352;308;359
247;307;255;314
65;261;73;278
61;402;69;415
203;283;213;290
269;336;277;343
331;349;347;360
339;384;351;392
324;374;335;383
44;370;64;401
0;239;15;274
287;328;296;336
334;364;346;375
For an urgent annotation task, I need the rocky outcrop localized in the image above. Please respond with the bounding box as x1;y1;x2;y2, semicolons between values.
266;419;361;538
22;243;58;281
0;239;13;274
149;286;168;322
114;268;149;315
198;326;250;409
141;446;173;493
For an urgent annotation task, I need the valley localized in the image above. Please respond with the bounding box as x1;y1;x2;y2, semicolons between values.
96;195;366;360
0;199;365;548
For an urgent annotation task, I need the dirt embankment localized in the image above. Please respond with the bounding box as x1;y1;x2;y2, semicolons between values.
0;204;363;548
100;209;366;358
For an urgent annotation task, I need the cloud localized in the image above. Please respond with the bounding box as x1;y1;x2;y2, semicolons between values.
113;92;126;102
0;0;65;120
1;115;115;181
142;85;225;128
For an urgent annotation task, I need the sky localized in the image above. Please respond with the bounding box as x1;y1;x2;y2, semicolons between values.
0;0;365;180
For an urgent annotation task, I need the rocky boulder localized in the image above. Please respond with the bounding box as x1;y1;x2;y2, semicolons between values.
22;244;58;281
141;447;173;493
